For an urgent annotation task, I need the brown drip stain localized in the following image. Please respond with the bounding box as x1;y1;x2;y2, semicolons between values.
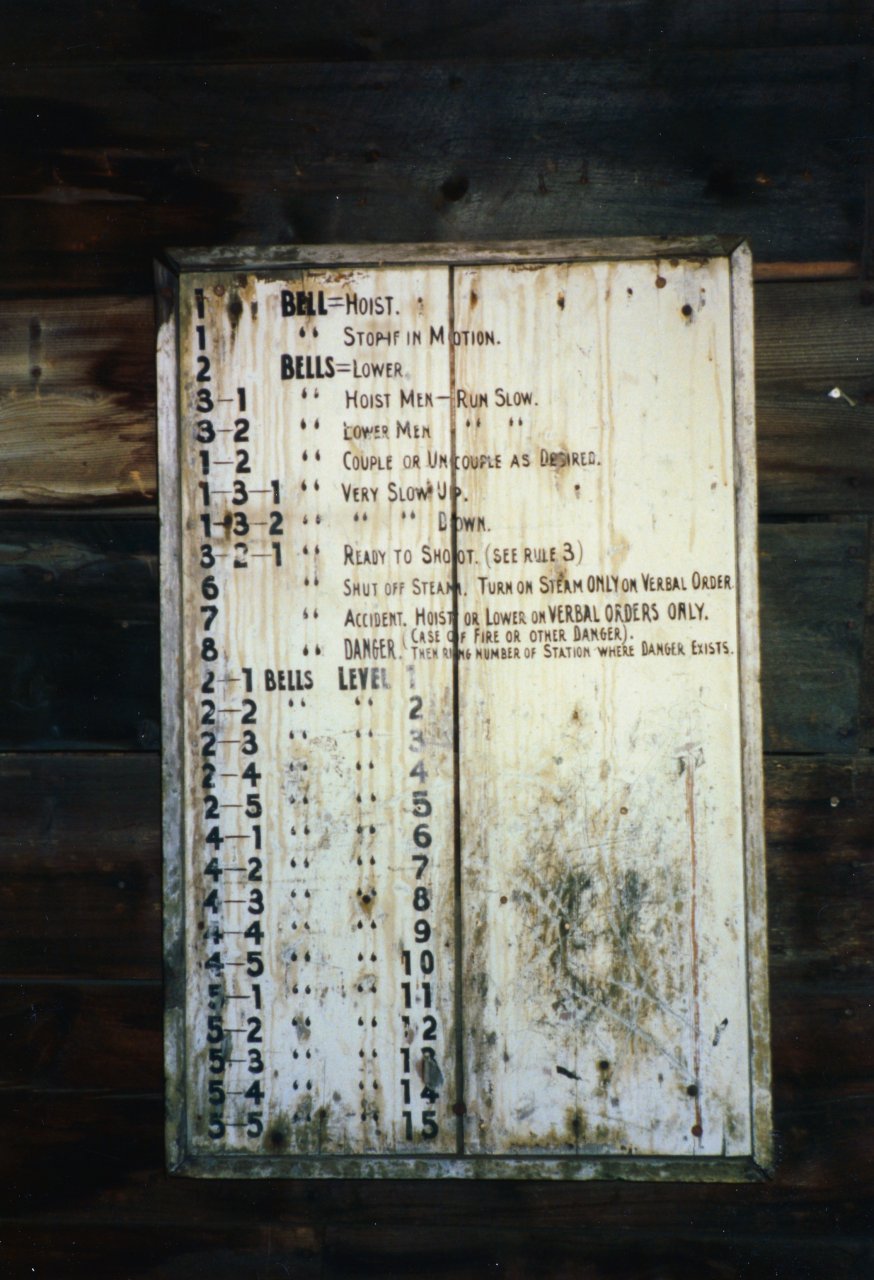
227;292;244;329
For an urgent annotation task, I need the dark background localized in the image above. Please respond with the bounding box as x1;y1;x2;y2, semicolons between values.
1;4;873;1276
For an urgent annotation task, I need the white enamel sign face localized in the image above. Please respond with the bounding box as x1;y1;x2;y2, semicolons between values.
158;242;770;1179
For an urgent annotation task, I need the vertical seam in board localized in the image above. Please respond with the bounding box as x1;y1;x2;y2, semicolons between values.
729;247;764;1164
745;259;773;1173
727;251;753;1155
448;265;465;1156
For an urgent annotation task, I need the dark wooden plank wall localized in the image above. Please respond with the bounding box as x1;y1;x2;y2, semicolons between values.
1;6;872;1276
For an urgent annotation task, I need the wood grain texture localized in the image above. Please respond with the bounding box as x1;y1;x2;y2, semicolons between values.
0;1225;323;1280
1;1089;872;1229
0;518;159;749
1;1221;867;1280
0;295;155;506
861;519;874;749
0;51;869;294
4;751;868;1029
754;283;874;515
758;520;868;753
1;2;870;64
0;981;161;1092
0;1225;871;1280
3;975;869;1114
2;752;870;984
0;517;865;754
0;753;161;979
319;1228;873;1280
0;9;869;1270
4;282;872;512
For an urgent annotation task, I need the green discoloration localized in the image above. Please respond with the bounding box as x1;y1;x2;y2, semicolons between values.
279;1099;332;1155
506;773;694;1092
514;852;653;1030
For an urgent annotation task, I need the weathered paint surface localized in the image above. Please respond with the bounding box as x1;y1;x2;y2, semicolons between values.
454;260;751;1156
159;241;770;1177
176;267;457;1157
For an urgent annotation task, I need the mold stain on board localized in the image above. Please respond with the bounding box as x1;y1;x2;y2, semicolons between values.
510;775;693;1077
470;755;711;1156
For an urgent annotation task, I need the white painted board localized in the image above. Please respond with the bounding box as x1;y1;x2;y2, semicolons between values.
158;240;771;1178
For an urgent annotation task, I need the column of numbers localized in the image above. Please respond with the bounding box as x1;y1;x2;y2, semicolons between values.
188;283;284;1146
399;671;442;1143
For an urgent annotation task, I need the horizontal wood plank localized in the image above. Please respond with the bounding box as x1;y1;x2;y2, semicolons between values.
0;1224;869;1280
0;52;869;294
0;981;161;1093
758;521;868;753
0;1223;323;1279
2;2;870;64
0;753;161;979
4;282;873;513
321;1226;872;1280
3;976;870;1111
0;296;155;506
1;1090;871;1227
767;755;874;982
0;516;157;615
0;517;865;753
755;283;874;515
862;520;874;750
0;518;159;749
1;752;871;983
2;19;871;1270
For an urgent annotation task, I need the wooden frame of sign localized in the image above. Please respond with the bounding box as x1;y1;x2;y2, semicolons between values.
157;237;771;1180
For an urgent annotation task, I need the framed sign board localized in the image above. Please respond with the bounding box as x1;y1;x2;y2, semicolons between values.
157;238;771;1180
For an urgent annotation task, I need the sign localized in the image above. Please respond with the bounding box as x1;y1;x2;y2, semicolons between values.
157;239;771;1179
